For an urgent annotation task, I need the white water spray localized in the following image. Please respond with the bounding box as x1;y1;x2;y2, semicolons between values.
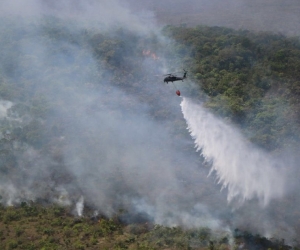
180;97;285;205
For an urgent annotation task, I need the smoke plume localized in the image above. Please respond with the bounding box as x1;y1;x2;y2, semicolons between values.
0;0;300;244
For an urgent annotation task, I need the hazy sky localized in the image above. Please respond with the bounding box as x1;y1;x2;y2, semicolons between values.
126;0;300;36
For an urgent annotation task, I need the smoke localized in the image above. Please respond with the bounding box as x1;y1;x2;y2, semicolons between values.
0;0;157;35
0;101;13;120
0;0;300;244
76;196;84;217
0;0;210;222
126;0;300;36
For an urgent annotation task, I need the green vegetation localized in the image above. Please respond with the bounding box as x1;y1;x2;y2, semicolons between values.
162;25;300;150
0;203;292;249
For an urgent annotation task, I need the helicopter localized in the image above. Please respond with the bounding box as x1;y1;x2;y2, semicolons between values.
164;70;187;83
163;70;187;96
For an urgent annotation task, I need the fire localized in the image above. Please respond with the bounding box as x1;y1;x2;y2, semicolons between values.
142;50;159;60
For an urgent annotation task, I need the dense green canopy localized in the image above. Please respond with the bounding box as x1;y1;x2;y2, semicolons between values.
162;25;300;151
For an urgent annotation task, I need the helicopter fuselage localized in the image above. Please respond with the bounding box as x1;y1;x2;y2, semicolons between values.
164;76;184;83
164;71;187;83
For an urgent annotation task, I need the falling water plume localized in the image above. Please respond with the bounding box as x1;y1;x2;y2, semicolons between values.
180;97;285;205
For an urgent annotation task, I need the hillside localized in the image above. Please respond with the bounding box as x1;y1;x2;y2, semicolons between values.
163;25;300;151
0;204;292;250
1;10;300;249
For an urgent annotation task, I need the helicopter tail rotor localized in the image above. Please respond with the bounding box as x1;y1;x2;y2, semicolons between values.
183;69;188;78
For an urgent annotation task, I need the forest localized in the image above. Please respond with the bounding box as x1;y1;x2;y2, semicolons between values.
0;203;292;250
1;16;300;249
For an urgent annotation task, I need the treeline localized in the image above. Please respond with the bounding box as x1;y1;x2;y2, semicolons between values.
0;203;293;250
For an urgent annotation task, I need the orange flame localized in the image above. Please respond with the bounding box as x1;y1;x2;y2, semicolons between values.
142;50;159;60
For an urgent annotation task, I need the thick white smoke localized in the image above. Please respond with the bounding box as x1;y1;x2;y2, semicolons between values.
0;101;13;120
76;196;84;217
180;97;285;205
